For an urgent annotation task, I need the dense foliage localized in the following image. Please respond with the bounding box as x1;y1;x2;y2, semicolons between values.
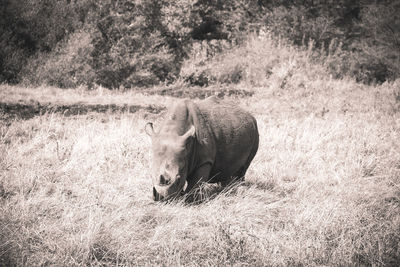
1;0;399;88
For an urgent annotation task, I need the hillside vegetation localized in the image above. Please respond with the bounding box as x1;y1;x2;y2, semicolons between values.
1;0;400;88
1;30;400;265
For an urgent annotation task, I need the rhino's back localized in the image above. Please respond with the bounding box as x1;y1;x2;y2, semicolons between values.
194;100;259;182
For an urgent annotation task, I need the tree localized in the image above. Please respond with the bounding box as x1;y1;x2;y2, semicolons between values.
355;1;400;82
0;0;94;83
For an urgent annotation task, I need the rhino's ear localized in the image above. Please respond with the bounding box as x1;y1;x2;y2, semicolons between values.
145;122;155;136
182;125;196;141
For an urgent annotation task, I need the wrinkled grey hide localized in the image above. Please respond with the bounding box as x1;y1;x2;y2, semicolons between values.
145;96;259;201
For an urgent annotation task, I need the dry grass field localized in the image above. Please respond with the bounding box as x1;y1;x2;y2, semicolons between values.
1;75;400;265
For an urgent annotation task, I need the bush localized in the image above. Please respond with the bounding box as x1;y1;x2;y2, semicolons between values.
180;33;329;89
262;5;336;48
0;38;29;84
22;30;96;88
355;2;400;83
0;0;94;84
2;0;400;87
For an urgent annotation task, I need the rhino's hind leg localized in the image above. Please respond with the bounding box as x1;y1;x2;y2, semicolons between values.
220;167;246;187
222;134;259;188
241;130;259;179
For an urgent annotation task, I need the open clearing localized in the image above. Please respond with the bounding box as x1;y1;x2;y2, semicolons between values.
0;83;399;266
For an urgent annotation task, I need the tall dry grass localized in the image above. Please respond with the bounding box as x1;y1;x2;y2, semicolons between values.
1;80;399;266
1;34;400;265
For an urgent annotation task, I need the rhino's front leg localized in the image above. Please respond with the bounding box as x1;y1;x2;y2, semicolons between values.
184;163;212;195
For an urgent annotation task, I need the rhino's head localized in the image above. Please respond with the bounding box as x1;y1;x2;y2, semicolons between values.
145;122;195;201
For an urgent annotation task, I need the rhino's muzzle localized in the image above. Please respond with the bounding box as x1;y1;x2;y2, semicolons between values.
152;178;187;201
158;174;171;185
153;187;163;201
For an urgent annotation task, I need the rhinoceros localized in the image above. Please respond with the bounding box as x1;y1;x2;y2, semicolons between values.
145;96;259;201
